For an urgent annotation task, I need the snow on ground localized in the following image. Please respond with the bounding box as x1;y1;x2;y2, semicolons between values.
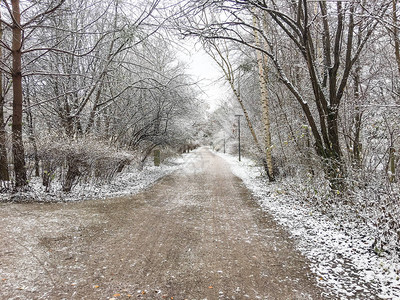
215;151;400;300
0;151;199;203
2;148;400;299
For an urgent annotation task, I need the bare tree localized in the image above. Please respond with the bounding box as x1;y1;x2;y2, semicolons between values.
1;0;65;190
0;2;9;184
204;39;275;180
9;0;27;189
392;0;400;76
176;0;390;189
252;11;274;181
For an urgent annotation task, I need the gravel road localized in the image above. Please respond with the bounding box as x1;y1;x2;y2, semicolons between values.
0;148;326;299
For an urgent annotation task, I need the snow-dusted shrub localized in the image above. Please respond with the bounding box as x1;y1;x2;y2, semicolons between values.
279;162;400;258
34;135;134;192
349;184;400;257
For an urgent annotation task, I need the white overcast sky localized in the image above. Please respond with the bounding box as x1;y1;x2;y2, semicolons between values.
177;39;228;112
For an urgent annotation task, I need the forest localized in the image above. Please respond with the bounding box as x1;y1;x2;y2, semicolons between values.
1;0;400;278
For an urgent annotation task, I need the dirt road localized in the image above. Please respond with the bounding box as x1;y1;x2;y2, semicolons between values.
0;148;326;299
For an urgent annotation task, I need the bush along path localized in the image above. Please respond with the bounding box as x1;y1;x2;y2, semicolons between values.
0;148;324;299
0;152;191;203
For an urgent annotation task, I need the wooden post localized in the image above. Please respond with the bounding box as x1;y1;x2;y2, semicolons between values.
154;149;161;167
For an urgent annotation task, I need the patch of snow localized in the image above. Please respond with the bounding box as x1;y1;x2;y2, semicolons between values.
215;151;400;300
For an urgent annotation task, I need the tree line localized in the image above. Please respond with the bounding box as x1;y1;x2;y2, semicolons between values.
0;0;203;192
174;0;400;256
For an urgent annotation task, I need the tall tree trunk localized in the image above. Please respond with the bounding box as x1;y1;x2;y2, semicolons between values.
253;13;275;182
0;84;9;183
352;45;363;166
393;0;400;77
11;0;27;190
0;3;10;183
352;88;362;165
104;107;110;140
25;89;40;177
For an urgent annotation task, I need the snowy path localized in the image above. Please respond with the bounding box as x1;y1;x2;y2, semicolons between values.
0;148;325;299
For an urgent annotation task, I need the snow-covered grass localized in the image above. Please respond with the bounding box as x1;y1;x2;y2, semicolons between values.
215;151;400;300
0;151;198;203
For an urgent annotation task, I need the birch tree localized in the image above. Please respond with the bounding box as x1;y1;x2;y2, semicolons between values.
177;0;390;188
205;39;275;180
252;11;274;181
